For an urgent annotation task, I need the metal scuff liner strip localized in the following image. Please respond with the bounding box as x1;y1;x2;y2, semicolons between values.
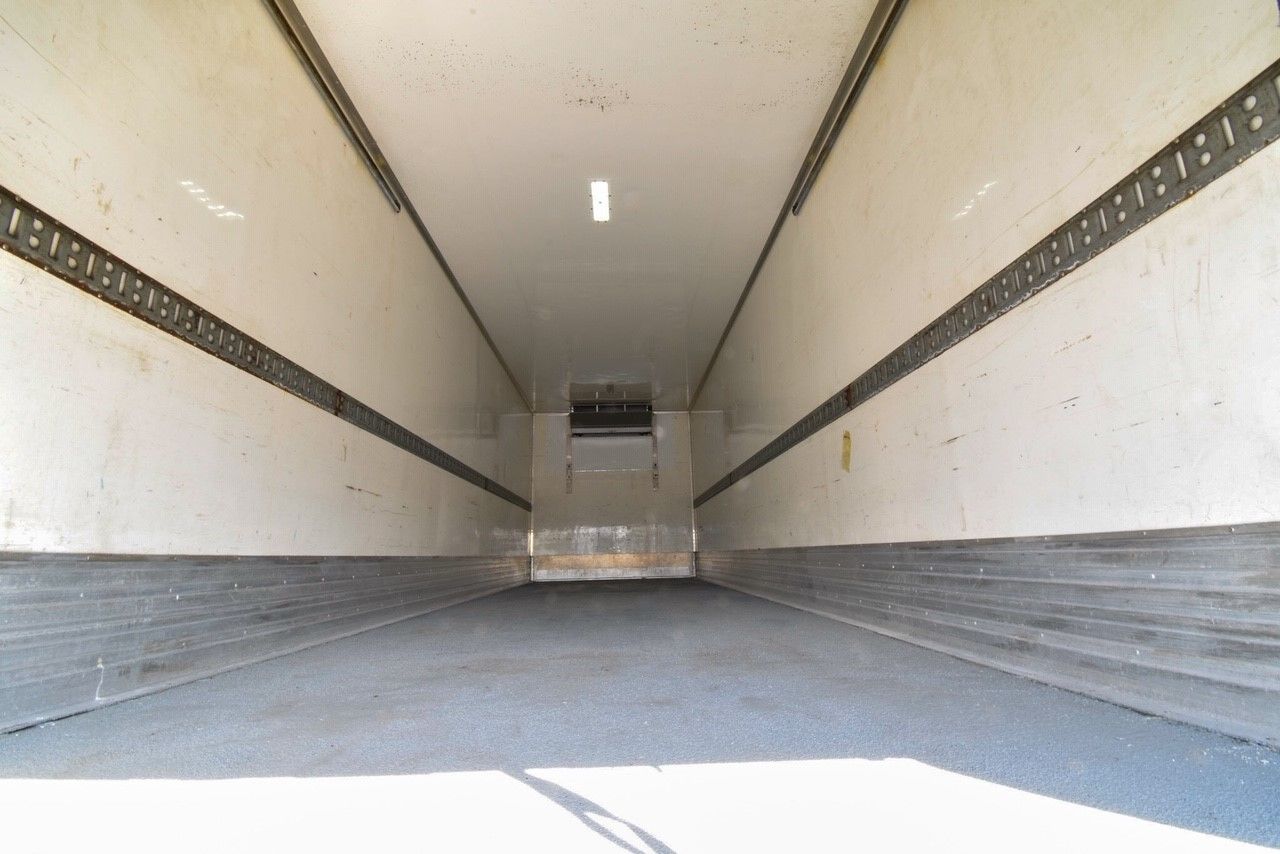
695;58;1280;508
0;187;531;512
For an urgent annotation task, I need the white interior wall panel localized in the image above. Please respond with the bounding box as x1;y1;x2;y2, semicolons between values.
532;413;693;579
0;0;531;555
0;264;528;556
695;143;1280;548
692;0;1280;543
0;1;528;482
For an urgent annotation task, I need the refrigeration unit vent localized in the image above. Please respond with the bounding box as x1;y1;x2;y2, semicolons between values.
569;402;653;436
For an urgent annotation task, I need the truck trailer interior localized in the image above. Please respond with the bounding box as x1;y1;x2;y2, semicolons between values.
2;1;1279;851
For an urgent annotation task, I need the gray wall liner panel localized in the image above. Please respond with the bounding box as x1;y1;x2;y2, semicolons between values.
697;523;1280;747
0;553;529;732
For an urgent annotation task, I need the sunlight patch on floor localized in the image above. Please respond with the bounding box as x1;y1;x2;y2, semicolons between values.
0;757;1264;853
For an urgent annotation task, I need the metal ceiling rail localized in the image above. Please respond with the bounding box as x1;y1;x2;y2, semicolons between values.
789;0;909;215
262;0;532;412
689;0;909;409
262;0;402;211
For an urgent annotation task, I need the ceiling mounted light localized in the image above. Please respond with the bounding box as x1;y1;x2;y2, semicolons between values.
590;180;610;222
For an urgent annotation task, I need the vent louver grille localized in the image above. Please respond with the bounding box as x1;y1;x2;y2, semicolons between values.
569;402;653;436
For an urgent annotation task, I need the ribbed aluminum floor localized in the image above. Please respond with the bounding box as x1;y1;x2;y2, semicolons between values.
2;580;1276;852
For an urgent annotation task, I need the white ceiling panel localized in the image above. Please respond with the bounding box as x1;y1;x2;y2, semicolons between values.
297;0;875;410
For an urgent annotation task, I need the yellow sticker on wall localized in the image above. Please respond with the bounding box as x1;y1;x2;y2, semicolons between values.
841;430;852;472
